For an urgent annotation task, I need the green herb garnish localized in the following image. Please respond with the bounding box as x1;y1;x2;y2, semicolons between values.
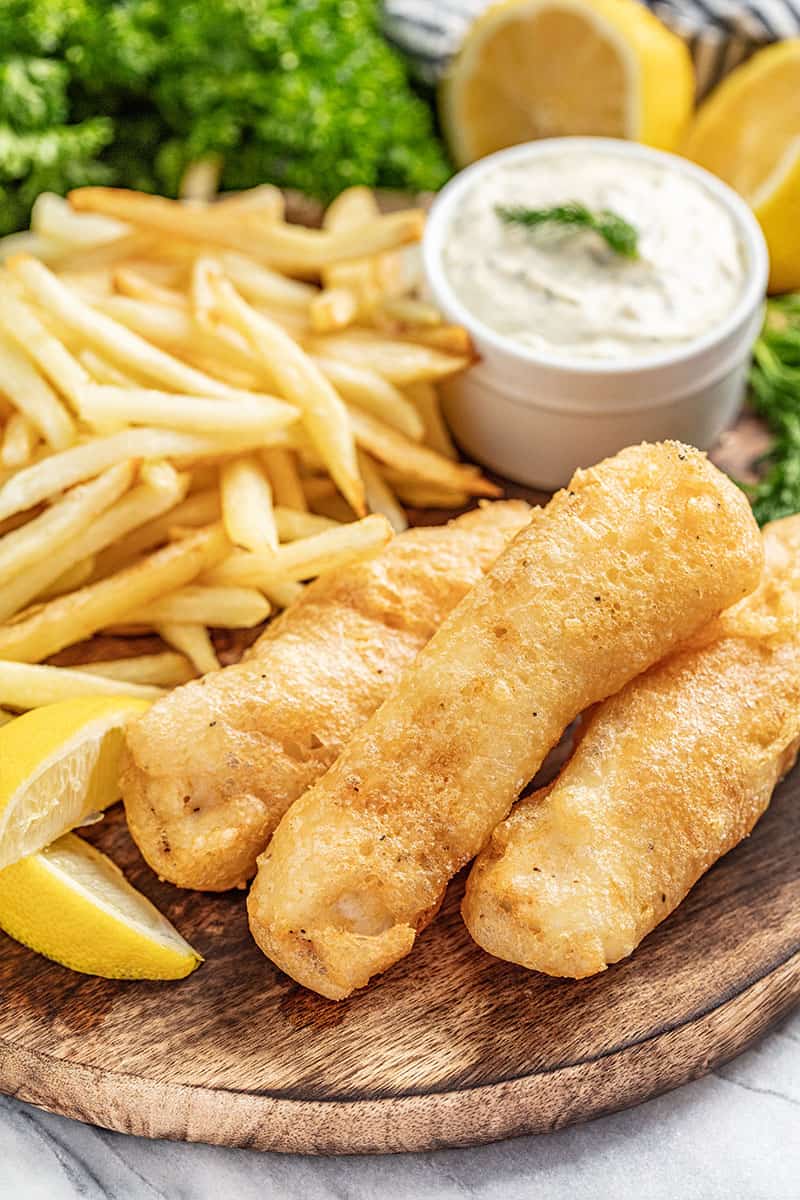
741;294;800;525
496;202;639;259
0;0;452;236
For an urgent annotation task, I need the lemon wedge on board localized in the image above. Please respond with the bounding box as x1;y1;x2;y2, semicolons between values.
0;832;201;979
0;696;150;873
683;39;800;293
440;0;694;166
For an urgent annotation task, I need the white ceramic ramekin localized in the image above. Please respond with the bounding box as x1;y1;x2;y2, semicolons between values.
422;138;769;490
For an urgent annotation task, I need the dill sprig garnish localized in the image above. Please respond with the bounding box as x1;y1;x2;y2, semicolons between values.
496;201;639;259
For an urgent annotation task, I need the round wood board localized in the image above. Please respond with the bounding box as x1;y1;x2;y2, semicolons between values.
0;393;798;1157
0;782;798;1155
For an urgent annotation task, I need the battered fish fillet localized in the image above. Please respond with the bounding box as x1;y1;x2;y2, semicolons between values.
462;515;800;979
121;501;531;891
247;442;762;999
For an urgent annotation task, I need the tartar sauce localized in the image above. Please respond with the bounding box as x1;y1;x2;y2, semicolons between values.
443;149;746;362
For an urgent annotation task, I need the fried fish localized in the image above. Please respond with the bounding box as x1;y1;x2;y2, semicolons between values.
121;501;531;890
247;442;762;998
462;515;800;979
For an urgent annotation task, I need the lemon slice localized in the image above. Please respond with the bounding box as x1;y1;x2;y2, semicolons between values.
0;832;201;979
0;696;151;872
440;0;693;166
683;40;800;293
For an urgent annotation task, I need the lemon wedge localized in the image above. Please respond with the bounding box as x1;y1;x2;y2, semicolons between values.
0;696;151;872
0;832;201;979
440;0;694;166
683;40;800;293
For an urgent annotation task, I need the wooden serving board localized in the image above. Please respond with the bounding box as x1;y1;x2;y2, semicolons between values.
0;780;797;1155
0;383;797;1157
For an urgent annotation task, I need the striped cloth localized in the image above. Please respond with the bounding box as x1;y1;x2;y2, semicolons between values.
382;0;800;97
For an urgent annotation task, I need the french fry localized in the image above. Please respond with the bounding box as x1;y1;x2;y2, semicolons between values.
7;254;261;400
190;257;219;327
405;381;458;459
0;508;43;539
0;295;85;427
31;192;129;248
181;351;262;391
75;651;195;687
37;555;97;600
205;513;392;587
0;184;483;690
309;286;358;334
312;355;423;440
272;507;337;540
78;349;141;387
322;185;379;230
0;231;64;265
0;426;266;523
91;294;271;383
1;412;37;469
46;231;157;275
216;184;285;221
69;188;425;273
57;268;114;301
357;451;408;533
378;471;470;510
178;156;222;205
260;579;305;610
156;621;220;675
410;326;475;357
113;258;186;288
0;660;163;708
76;385;296;438
114;267;186;308
212;276;364;515
261;447;307;511
0;460;134;581
218;251;314;310
131;584;270;628
0;524;227;662
0;707;14;725
374;296;442;330
347;406;500;498
220;455;278;553
309;333;470;384
321;187;383;310
91;488;220;579
0;466;187;621
361;450;406;512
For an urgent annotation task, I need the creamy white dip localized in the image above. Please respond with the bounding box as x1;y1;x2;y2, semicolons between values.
443;149;746;362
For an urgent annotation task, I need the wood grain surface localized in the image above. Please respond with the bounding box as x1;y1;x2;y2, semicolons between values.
0;772;797;1154
0;321;797;1155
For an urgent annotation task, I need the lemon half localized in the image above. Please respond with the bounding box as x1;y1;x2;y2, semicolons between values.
683;39;800;293
0;696;150;872
0;832;201;979
440;0;694;166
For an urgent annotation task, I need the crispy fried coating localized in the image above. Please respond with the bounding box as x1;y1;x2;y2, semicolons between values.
247;442;762;999
121;501;531;890
462;515;800;979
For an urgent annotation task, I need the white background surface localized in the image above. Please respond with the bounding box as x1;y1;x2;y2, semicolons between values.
2;1006;798;1199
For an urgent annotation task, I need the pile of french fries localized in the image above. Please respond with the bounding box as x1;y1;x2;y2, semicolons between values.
0;180;499;716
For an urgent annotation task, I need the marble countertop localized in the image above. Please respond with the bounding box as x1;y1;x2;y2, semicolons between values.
2;1006;798;1199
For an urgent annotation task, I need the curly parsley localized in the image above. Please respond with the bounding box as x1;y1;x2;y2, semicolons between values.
744;294;800;525
0;1;452;234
